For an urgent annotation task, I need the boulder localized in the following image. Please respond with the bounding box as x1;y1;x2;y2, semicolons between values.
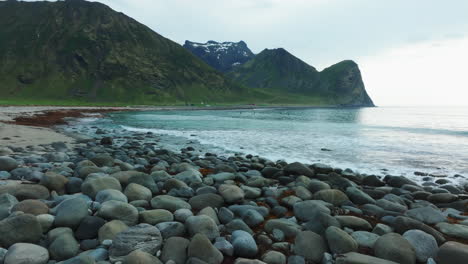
0;213;42;248
124;183;153;202
335;252;399;264
139;209;174;225
374;233;416;264
4;243;49;264
0;157;18;172
436;222;468;240
265;219;301;238
293;231;327;263
187;233;223;264
189;193;224;210
325;226;358;254
403;229;438;262
436;241;468;264
283;162;314;177
124;250;162;264
151;195;191;212
231;230;258;258
97;200;138;226
11;199;48;215
406;206;447;225
161;237;190;264
48;228;79;261
293;200;331;222
75;216;106;240
40;171;68;194
109;224;163;262
186;215;220;241
218;184;244;203
346;187;376;205
313;189;349;206
53;197;89;228
81;176;122;199
0;183;49;200
98;220;128;242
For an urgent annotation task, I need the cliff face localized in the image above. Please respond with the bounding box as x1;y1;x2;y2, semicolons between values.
228;49;375;106
0;0;241;104
183;40;255;72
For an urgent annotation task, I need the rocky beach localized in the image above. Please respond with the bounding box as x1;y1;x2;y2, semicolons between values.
0;107;467;264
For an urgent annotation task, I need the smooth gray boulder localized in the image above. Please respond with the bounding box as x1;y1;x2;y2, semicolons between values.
187;233;223;264
403;229;438;262
231;230;258;258
53;197;88;228
293;231;327;263
4;243;49;264
326;226;358;254
186;215;220;241
374;233;416;264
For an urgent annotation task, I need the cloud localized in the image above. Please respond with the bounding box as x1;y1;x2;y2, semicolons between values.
360;37;468;106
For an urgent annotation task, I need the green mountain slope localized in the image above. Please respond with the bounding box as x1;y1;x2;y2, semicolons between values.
0;0;242;105
228;48;374;106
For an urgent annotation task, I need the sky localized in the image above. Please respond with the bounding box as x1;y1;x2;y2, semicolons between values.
22;0;468;106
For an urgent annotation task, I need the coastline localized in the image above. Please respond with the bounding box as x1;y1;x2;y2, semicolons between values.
0;106;467;263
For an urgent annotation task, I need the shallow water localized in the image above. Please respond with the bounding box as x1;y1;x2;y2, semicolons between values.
83;106;468;182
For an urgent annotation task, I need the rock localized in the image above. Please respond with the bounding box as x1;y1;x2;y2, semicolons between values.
326;226;358;254
428;193;458;204
139;209;174;225
189;193;224;210
100;137;113;145
242;209;264;227
218;184;244;203
346;187;376;205
75;216;106;240
187;233;223;264
374;233;416;264
175;169;203;185
98;200;138;226
231;230;258;258
0;147;13;156
335;216;372;231
161;237;190;264
265;219;301;238
308;180;331;193
109;224;163;262
4;243;49;264
128;173;159;194
65;177;83;194
225;219;254;235
403;230;438;262
174;208;193;222
0;213;42;248
124;183;152;202
91;154;114;167
9;167;40;181
293;200;331;222
98;220;128;242
436;241;468;264
40;171;68;194
48;228;79;260
283;162;314;177
406;206;447;225
335;252;399;264
0;157;18;171
214;237;234;256
151;195;191;212
0;183;49;200
293;231;327;263
373;223;393;235
124;250;162;264
11;199;48;215
0;193;18;219
376;199;407;213
156;221;186;238
294;186;312;200
82;176;122;199
387;176;417;188
262;250;286;264
53;197;89;228
210;172;236;183
186;215;220;241
313;189;349;206
351;231;379;248
36;214;54;232
436;222;468;240
95;189;128;203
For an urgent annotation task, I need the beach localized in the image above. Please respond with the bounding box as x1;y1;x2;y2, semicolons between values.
0;106;467;263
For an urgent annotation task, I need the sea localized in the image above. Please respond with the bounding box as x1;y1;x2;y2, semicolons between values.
73;106;468;184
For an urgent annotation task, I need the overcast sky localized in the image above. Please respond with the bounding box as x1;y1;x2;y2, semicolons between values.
23;0;468;106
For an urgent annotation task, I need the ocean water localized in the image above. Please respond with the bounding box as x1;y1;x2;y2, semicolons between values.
86;107;468;182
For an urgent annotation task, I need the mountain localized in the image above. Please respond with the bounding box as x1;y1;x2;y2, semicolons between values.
0;0;242;104
228;48;374;106
183;40;255;72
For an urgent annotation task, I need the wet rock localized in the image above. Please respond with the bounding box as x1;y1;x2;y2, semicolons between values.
283;162;314;177
428;193;458;204
53;197;89;228
218;184;244;203
81;176;122;199
124;183;152;202
265;219;302;238
293;200;331;222
98;220;129;242
436;222;468;240
335;216;372;231
95;189;128;204
335;252;399;264
48;228;79;261
346;187;376;205
351;231;380;248
406;206;446;225
75;216;106;240
0;157;18;172
139;209;173;225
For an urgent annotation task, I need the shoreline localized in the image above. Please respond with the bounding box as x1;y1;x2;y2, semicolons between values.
0;106;467;263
